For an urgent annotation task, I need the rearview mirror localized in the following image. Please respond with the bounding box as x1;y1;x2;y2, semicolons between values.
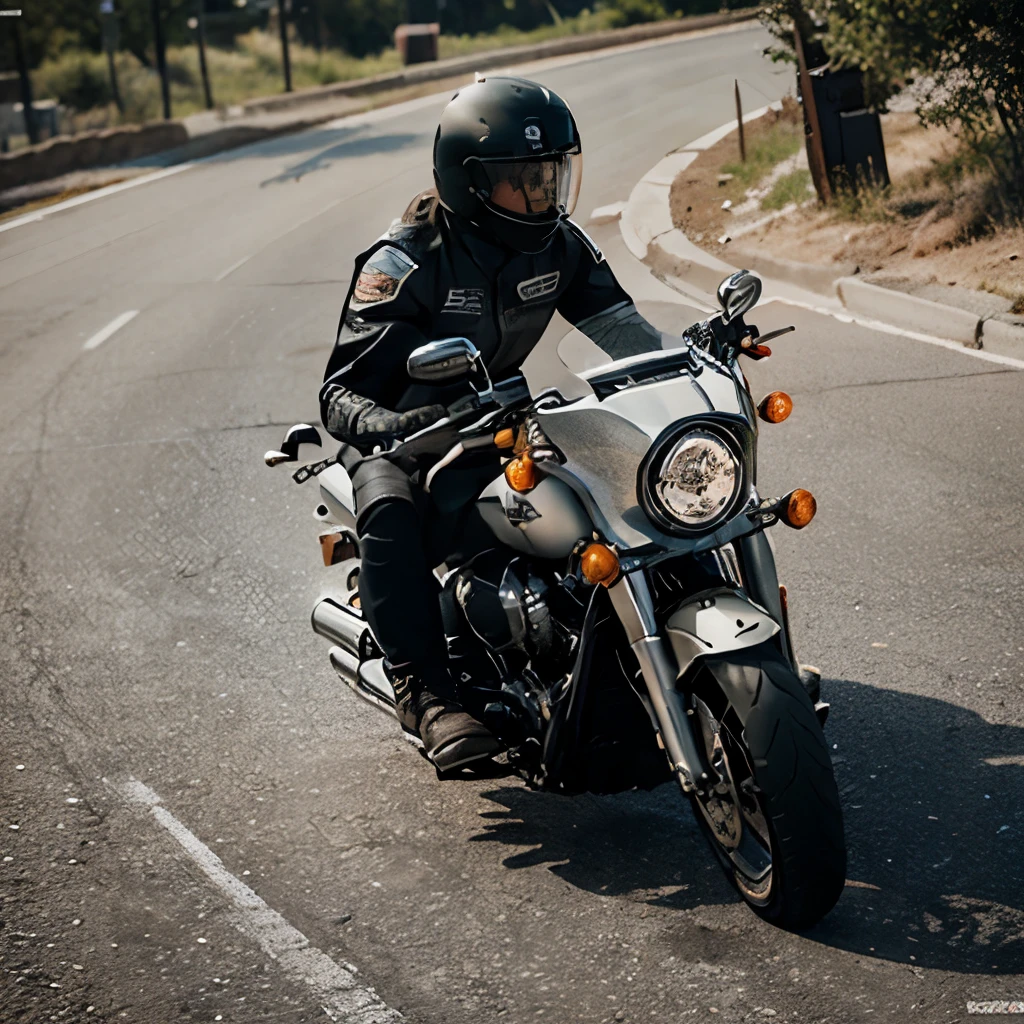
264;423;322;467
407;337;480;383
717;270;762;325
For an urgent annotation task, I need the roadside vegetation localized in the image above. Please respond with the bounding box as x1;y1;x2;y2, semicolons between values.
669;0;1024;311
719;107;802;196
6;0;744;139
759;0;1023;234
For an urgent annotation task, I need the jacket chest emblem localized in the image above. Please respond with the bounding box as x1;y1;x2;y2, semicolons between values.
517;271;560;302
443;288;485;315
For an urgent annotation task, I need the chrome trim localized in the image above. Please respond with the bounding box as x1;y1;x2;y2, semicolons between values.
311;597;366;657
607;570;657;643
609;571;712;794
630;636;710;794
424;442;465;493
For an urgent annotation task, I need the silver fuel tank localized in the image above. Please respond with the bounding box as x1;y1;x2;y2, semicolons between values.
476;471;592;559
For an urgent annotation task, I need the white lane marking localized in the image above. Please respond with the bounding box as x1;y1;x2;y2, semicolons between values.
83;310;139;351
214;254;253;282
0;165;195;235
768;296;1024;371
118;779;403;1024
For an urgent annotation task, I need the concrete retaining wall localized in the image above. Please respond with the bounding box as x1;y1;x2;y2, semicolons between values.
0;121;189;193
0;8;757;194
242;10;757;115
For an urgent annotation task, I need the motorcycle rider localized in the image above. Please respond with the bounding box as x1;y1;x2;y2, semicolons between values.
320;75;671;771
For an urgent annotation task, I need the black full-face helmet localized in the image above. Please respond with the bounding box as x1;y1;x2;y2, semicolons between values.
433;76;582;254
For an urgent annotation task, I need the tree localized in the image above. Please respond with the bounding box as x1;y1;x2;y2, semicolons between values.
761;0;1024;192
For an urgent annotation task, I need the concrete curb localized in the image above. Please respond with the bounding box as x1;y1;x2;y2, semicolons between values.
619;101;781;268
728;246;856;298
620;108;1024;360
979;314;1024;359
835;276;981;347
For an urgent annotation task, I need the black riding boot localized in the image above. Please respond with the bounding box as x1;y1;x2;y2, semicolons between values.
386;662;503;772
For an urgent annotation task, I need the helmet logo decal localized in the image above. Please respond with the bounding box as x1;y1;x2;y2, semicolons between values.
517;271;560;301
524;124;543;151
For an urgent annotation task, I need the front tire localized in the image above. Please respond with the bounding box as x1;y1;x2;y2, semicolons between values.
689;655;846;930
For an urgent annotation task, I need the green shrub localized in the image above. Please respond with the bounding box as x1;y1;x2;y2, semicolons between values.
761;168;812;210
721;116;803;195
603;0;671;28
35;50;111;110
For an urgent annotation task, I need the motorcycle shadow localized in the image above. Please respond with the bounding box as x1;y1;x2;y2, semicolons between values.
806;676;1023;975
468;783;734;914
467;677;1023;974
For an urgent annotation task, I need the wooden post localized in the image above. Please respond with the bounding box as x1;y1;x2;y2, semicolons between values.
196;0;214;110
794;19;831;202
100;1;124;115
278;0;293;93
150;0;172;120
734;79;746;163
11;18;39;145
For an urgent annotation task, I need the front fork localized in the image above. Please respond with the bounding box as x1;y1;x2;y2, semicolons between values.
608;569;716;796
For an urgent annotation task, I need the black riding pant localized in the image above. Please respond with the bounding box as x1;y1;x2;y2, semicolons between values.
351;452;499;687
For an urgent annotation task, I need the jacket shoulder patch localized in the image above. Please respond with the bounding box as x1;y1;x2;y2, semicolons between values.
350;245;417;309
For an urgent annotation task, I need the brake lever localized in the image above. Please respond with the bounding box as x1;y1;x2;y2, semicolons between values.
750;325;795;345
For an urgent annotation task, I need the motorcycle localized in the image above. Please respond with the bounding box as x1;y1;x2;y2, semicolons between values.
267;270;846;930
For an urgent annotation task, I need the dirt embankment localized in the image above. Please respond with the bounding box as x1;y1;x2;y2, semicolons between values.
670;105;1024;312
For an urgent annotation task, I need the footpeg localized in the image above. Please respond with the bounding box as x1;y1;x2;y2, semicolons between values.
799;663;821;703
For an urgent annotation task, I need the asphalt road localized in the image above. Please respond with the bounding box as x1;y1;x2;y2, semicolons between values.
2;22;1023;1024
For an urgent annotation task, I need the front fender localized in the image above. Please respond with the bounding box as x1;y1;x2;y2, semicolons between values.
664;588;781;690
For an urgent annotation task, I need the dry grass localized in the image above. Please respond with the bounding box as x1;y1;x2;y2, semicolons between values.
671;106;1024;303
29;11;628;135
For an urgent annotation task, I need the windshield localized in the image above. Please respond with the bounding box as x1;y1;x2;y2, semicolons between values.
519;322;703;403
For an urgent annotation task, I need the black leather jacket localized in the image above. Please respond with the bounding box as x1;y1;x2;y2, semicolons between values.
320;190;663;452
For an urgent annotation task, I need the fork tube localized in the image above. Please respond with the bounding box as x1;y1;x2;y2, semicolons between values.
608;571;712;794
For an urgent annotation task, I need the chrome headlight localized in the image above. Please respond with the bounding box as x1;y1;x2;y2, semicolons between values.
640;421;748;535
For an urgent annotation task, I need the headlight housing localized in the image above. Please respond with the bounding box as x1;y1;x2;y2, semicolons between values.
639;420;749;535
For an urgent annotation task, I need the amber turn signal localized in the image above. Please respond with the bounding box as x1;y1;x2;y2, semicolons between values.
494;427;516;449
580;543;620;587
780;488;817;529
758;390;794;424
504;451;536;493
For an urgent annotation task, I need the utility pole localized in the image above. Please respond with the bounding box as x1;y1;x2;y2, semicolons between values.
150;0;172;119
194;0;214;109
793;18;831;202
310;0;325;52
734;79;746;163
278;0;293;92
11;17;39;144
100;0;124;115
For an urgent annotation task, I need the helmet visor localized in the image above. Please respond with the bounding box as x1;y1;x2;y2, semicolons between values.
477;153;582;219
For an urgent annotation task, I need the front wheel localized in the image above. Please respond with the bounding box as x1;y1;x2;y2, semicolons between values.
688;653;846;930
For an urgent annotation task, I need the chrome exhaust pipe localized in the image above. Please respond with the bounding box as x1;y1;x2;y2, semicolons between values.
311;597;367;657
329;645;359;685
329;646;400;724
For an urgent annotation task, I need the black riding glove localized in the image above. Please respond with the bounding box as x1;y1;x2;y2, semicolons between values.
325;388;445;449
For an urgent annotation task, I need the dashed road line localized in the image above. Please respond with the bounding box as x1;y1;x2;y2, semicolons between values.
116;779;403;1024
214;254;253;282
83;310;139;351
